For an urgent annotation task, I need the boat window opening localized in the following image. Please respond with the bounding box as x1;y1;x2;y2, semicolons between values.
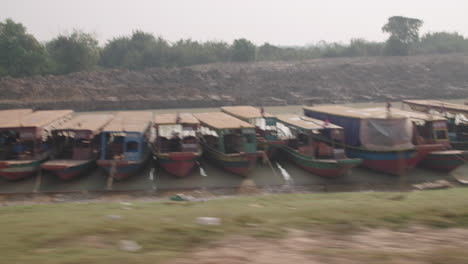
106;135;125;159
204;135;219;150
181;136;198;152
224;134;242;154
126;141;139;153
244;133;255;144
435;130;448;140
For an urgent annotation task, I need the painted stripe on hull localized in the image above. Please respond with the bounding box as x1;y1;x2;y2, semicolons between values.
202;144;257;176
282;146;361;177
97;160;145;180
157;152;201;177
42;160;96;180
346;148;419;175
420;153;466;172
0;160;43;180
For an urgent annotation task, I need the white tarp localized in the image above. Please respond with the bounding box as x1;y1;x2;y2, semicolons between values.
360;118;414;151
158;124;196;138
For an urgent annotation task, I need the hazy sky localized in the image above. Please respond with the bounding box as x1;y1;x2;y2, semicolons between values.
3;0;468;46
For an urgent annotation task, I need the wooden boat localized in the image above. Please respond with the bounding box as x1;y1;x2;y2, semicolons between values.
40;114;114;180
276;114;362;177
193;112;258;176
403;100;468;150
221;106;285;159
97;112;152;180
381;107;466;172
303;105;423;175
152;113;202;177
0;109;74;180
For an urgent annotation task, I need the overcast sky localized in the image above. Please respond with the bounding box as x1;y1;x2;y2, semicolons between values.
3;0;468;46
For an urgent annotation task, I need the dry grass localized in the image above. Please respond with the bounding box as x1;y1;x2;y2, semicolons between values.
2;188;468;263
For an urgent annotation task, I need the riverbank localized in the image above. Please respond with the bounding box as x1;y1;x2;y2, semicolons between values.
2;188;468;263
1;54;467;111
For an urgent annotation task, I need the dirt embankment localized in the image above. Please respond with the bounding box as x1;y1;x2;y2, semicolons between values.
1;54;468;111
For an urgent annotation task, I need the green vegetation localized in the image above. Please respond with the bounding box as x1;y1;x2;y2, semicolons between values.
1;188;468;263
1;16;468;78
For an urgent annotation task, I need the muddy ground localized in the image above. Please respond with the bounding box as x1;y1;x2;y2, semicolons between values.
1;54;468;111
167;227;468;264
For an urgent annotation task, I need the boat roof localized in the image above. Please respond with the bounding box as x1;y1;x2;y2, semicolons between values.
368;107;446;122
103;111;152;133
221;106;274;119
303;105;408;120
52;114;115;133
404;100;468;112
0;110;73;129
277;114;342;130
194;112;254;130
154;113;199;125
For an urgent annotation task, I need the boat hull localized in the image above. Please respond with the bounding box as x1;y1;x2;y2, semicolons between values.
156;152;201;177
97;159;146;180
0;159;45;180
281;146;362;177
345;147;420;175
202;144;257;176
257;139;285;159
419;150;467;172
41;159;96;180
450;140;468;150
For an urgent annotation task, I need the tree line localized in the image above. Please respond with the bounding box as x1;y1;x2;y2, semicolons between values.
1;16;468;78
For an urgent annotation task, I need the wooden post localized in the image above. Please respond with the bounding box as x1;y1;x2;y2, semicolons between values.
106;159;116;190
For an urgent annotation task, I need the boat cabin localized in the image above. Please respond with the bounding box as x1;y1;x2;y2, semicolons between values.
153;113;200;154
303;105;414;152
194;112;257;154
100;112;152;161
50;114;114;160
276;114;345;159
221;106;279;141
0;110;73;160
358;108;450;148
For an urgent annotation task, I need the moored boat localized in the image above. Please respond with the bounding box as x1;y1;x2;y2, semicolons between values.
276;114;362;177
403;100;468;150
97;112;152;180
384;107;466;172
221;106;286;159
194;112;258;176
0;109;73;180
303;105;420;175
152;113;202;177
40;114;114;180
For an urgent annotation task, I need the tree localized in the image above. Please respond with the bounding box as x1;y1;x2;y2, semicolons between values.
0;18;47;77
231;38;256;62
100;31;170;69
47;30;100;74
382;16;423;56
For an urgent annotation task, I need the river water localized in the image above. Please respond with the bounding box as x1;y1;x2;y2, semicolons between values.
0;100;466;194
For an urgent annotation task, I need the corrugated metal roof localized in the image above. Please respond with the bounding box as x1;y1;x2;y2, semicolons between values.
194;112;254;130
53;114;115;133
221;106;274;119
276;114;342;130
0;110;73;129
103;111;152;133
154;113;199;125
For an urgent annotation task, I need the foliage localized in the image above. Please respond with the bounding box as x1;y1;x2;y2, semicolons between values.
382;16;423;56
46;30;100;74
0;19;47;77
413;32;468;54
100;31;170;69
2;18;468;78
231;38;256;62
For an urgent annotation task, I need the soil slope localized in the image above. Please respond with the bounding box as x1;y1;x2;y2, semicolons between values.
1;54;467;110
